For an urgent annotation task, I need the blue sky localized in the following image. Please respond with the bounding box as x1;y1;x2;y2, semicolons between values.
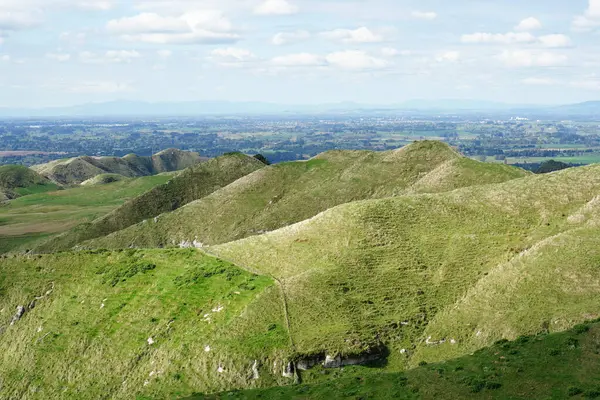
0;0;599;107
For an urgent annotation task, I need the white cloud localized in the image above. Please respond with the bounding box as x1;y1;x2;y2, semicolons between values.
496;50;567;67
573;0;600;31
380;47;412;57
208;47;256;67
461;32;536;45
521;77;556;85
79;50;142;63
0;10;40;31
272;30;310;45
74;1;114;11
46;52;71;62
411;11;437;20
107;12;187;34
538;34;572;48
515;17;542;32
60;32;87;46
254;0;298;15
325;50;388;70
435;51;460;63
156;49;172;58
271;53;324;67
107;11;239;44
68;81;133;94
1;55;10;62
321;27;384;44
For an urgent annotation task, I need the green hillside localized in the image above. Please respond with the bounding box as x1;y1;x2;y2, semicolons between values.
0;249;280;399
31;149;204;185
83;142;529;250
3;142;600;399
0;174;172;253
34;153;265;253
210;163;600;371
0;164;59;198
197;320;600;399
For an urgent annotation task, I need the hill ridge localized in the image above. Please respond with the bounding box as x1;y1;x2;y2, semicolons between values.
31;148;205;185
34;153;265;253
79;141;528;251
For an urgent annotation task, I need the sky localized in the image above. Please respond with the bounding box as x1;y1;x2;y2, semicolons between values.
0;0;599;107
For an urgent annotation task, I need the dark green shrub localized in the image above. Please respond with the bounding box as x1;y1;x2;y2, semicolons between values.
471;381;486;393
574;324;591;334
568;387;583;396
585;390;600;398
486;382;502;390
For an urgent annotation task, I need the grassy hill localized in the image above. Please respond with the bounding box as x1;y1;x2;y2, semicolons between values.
0;165;59;198
4;142;600;398
209;163;600;372
82;142;528;250
0;249;286;400
34;153;265;253
0;174;172;253
196;320;600;399
31;149;205;185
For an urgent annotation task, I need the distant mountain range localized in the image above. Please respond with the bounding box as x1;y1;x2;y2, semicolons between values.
0;99;599;117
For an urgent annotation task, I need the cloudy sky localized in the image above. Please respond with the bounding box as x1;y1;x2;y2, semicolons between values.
0;0;599;107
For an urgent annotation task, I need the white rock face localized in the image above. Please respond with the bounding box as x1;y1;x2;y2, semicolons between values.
251;360;260;380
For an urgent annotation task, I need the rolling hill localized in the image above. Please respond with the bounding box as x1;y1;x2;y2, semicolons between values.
81;141;529;251
34;153;266;253
31;148;205;186
0;165;59;199
3;141;600;399
209;163;600;373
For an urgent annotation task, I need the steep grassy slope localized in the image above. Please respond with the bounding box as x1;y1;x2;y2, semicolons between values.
0;249;286;399
210;164;600;371
0;165;59;198
84;142;529;250
0;174;172;253
198;320;600;399
35;153;265;253
31;149;204;185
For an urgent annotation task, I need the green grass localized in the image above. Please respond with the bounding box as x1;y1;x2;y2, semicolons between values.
210;163;600;371
0;174;172;253
84;141;529;250
195;320;600;399
35;153;265;253
0;164;58;198
0;249;279;399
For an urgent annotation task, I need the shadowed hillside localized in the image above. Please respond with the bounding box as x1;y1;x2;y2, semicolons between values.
0;165;59;199
31;148;205;185
196;320;600;399
83;141;529;250
34;153;265;252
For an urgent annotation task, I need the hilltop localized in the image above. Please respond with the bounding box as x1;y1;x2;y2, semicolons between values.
0;165;58;200
35;153;266;253
31;148;205;185
82;141;528;251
